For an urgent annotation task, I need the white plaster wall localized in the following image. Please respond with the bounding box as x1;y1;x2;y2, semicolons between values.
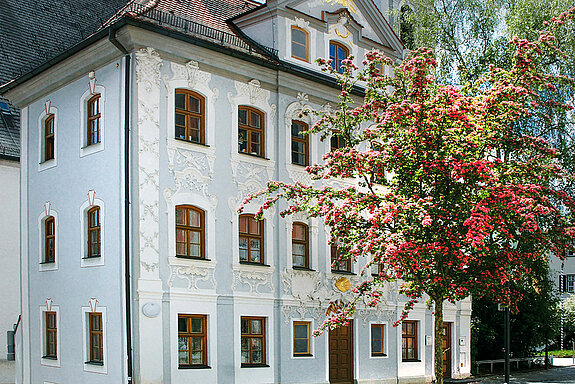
0;159;20;359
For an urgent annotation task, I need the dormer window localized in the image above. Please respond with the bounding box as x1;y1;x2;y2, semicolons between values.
329;41;349;74
291;26;309;62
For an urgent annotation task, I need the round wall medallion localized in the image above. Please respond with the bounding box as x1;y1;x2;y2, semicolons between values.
335;277;351;292
142;302;161;318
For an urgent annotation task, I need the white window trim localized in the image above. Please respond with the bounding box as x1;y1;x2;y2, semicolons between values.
566;274;575;293
232;208;275;268
369;321;389;359
286;17;316;67
79;85;106;158
284;100;318;183
290;318;315;359
82;306;108;374
37;105;58;172
164;62;217;151
400;318;423;364
38;208;59;272
40;305;60;368
80;198;105;268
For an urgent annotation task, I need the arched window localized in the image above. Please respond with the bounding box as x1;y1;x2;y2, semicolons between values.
44;216;55;263
44;114;55;161
291;120;309;166
291;26;309;62
175;89;205;144
239;214;264;264
238;106;265;157
87;94;101;146
292;222;309;268
87;207;101;258
329;41;349;74
176;205;205;259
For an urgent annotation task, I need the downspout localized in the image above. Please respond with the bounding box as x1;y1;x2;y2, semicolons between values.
108;27;133;384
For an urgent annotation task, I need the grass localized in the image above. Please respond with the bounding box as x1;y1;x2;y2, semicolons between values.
536;350;575;358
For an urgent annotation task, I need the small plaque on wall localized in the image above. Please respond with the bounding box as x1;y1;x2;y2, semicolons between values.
425;335;433;346
459;336;466;346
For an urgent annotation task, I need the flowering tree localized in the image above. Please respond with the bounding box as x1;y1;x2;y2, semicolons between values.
242;9;575;384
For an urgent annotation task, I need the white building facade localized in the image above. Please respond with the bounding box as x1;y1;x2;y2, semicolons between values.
2;0;471;383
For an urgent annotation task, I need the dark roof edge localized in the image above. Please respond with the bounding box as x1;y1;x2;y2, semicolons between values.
0;153;19;162
0;18;129;95
0;15;365;98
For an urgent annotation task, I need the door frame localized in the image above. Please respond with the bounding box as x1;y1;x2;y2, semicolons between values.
328;319;354;383
442;322;453;379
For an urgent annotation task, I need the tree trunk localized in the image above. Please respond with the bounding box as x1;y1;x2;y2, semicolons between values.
434;297;444;384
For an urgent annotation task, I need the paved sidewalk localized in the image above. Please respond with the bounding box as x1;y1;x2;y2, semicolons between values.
472;366;575;383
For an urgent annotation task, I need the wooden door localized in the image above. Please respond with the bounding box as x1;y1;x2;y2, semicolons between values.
442;322;452;379
329;320;354;383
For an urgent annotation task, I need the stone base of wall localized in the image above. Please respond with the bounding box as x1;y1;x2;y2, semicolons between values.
0;360;15;384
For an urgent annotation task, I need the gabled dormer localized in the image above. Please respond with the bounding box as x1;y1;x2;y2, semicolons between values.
232;0;404;73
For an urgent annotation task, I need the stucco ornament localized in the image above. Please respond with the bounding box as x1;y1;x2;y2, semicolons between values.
294;17;310;29
142;302;161;318
232;266;274;294
164;60;212;90
135;47;163;92
168;264;217;291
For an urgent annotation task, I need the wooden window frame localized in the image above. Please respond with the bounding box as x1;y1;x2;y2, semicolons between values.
293;321;311;356
88;312;103;364
175;205;206;259
44;311;57;359
292;222;310;269
175;89;206;144
291;120;309;166
178;314;208;368
44;216;55;263
239;214;265;265
44;114;55;161
402;320;418;361
330;134;346;151
291;26;309;62
238;106;265;158
87;207;101;258
331;244;351;273
329;41;349;74
87;94;101;146
564;274;575;293
241;316;266;366
371;324;386;357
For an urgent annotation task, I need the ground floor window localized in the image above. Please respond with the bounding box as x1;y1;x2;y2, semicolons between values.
402;320;418;361
241;316;266;366
178;314;208;367
293;321;311;356
371;324;386;357
88;312;103;364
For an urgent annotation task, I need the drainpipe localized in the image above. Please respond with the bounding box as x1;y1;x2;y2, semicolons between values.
108;26;133;384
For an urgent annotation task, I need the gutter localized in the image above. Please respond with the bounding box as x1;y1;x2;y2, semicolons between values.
108;27;133;384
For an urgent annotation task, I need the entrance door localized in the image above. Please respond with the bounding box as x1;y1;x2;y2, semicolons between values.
329;320;354;383
442;322;452;379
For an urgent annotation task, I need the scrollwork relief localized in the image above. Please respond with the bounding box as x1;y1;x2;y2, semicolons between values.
232;268;274;294
168;264;217;291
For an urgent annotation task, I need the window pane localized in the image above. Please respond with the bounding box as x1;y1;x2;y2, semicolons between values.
190;244;201;258
189;210;200;227
293;255;305;267
191;351;203;364
252;350;262;363
175;126;186;140
239;109;247;125
176;208;186;225
372;338;382;353
293;225;305;240
250;112;261;128
372;326;381;340
294;339;308;353
293;244;306;256
294;324;308;338
248;218;259;235
292;43;307;60
175;93;186;110
250;239;260;251
178;317;187;333
250;250;260;263
241;319;249;334
238;129;248;152
251;319;262;334
178;337;188;351
178;350;189;364
191;318;202;333
192;337;202;350
175;113;186;127
292;28;306;45
239;216;248;233
241;350;249;364
251;337;262;350
189;96;200;113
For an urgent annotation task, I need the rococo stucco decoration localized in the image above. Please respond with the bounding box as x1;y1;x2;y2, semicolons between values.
168;264;217;291
232;266;274;295
136;47;163;280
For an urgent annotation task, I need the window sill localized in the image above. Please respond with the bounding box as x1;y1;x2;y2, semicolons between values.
372;354;387;357
81;143;101;149
241;363;270;368
402;359;421;363
82;255;101;260
178;364;212;369
176;255;211;261
40;261;55;265
85;360;104;366
293;266;315;272
174;138;210;147
291;162;308;167
239;261;270;267
293;353;313;357
238;151;269;161
42;355;58;360
331;270;355;275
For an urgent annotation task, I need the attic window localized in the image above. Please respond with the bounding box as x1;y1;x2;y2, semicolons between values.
329;41;349;74
0;102;10;115
291;26;309;62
